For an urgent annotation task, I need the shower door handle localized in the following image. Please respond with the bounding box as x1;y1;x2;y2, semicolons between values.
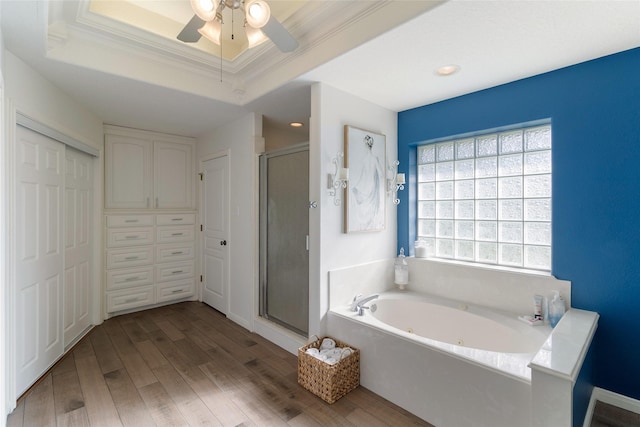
306;235;309;251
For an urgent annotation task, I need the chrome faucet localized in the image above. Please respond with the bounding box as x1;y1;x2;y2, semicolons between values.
350;294;379;315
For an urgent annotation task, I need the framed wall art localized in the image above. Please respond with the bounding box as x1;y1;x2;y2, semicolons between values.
344;125;386;233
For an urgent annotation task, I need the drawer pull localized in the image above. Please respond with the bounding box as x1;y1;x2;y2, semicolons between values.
171;270;184;274
171;289;183;294
124;256;139;260
171;251;184;255
171;218;183;221
124;298;139;303
124;276;140;282
171;233;184;236
125;235;139;239
124;219;139;223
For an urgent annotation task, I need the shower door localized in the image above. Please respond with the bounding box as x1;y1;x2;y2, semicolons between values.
259;143;309;336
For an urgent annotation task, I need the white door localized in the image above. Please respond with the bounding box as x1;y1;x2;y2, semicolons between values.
201;155;229;313
15;126;64;395
64;147;93;347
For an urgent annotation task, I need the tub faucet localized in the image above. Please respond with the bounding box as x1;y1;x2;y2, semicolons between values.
350;294;379;314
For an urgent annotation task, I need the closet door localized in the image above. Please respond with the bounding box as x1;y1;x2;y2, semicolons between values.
64;148;93;347
15;126;64;395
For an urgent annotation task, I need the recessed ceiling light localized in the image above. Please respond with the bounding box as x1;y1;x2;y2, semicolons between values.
290;122;304;128
436;64;460;76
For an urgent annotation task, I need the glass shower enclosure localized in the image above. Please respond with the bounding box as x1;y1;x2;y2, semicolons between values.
259;143;309;336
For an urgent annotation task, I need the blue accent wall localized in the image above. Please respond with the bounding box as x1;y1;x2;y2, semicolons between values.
397;47;640;399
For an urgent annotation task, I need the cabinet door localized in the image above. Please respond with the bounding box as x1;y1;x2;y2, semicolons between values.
105;135;152;209
154;141;193;209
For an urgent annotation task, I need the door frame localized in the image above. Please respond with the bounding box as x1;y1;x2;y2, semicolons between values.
258;143;310;335
198;150;231;312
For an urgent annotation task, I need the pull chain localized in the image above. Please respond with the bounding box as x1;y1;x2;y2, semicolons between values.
231;9;235;40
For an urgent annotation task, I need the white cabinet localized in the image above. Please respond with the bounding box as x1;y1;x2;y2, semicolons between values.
104;126;195;210
104;133;152;209
154;141;193;209
105;213;196;314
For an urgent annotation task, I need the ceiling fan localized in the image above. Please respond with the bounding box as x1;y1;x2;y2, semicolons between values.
177;0;298;52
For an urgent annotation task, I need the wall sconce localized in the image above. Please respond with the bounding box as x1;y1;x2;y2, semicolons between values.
387;160;405;205
328;152;349;206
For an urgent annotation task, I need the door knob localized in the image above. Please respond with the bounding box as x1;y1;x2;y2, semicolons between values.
220;240;227;246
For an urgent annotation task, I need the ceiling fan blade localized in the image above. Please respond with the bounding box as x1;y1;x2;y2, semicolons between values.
261;16;298;52
177;14;205;43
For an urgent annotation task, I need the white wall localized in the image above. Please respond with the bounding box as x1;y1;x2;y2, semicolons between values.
309;82;398;337
197;113;262;329
4;51;103;151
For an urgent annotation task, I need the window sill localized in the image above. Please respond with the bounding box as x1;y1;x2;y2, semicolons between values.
410;256;553;278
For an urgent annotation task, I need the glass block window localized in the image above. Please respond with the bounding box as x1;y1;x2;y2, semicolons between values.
416;124;551;271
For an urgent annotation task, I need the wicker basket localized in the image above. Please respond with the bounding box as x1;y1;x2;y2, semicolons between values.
297;336;360;404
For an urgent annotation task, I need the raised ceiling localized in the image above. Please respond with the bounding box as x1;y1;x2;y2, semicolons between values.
43;0;442;105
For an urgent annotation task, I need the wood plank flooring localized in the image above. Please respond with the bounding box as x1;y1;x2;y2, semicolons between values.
7;302;433;427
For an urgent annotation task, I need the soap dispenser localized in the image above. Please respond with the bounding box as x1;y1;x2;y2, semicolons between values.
548;290;566;328
394;247;409;290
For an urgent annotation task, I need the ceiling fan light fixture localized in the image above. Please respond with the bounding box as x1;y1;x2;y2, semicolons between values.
245;0;270;29
198;19;223;45
190;0;217;21
245;24;267;48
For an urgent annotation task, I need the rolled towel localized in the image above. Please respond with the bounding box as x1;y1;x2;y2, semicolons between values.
340;347;354;357
320;338;336;351
324;348;343;359
306;348;320;357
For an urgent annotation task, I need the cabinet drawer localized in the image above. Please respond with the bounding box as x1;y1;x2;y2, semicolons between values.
107;228;154;248
106;266;154;291
156;214;195;226
156;261;195;282
107;215;154;228
156;244;195;263
156;279;195;303
107;287;155;313
156;226;194;244
106;247;154;269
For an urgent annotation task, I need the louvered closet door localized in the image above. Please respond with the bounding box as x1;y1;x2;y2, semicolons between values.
64;147;93;347
15;126;64;395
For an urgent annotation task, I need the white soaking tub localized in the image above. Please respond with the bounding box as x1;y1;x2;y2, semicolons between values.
328;291;552;426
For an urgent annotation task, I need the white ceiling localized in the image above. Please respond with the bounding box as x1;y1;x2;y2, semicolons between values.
2;1;639;138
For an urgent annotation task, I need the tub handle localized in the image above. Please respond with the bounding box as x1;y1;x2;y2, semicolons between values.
358;305;370;316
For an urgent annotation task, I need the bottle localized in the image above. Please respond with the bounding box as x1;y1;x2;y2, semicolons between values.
394;247;409;290
548;290;566;328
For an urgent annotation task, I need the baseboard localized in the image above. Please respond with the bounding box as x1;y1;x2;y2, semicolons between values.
583;387;640;427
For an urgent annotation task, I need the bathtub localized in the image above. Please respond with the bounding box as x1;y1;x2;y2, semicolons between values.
328;291;552;426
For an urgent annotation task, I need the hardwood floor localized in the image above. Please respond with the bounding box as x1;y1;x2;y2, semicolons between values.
7;302;433;427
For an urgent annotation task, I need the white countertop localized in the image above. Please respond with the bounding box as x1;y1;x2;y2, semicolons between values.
529;308;599;381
